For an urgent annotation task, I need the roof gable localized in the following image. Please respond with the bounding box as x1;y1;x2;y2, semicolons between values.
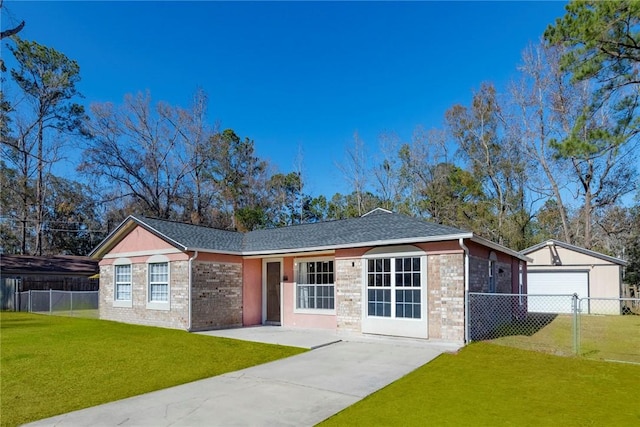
137;216;244;253
521;239;627;266
109;224;176;254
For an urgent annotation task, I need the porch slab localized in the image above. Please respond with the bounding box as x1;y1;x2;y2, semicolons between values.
196;325;343;349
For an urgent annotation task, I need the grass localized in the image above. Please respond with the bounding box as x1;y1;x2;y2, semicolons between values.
321;342;640;426
489;313;640;363
31;309;99;319
0;312;306;427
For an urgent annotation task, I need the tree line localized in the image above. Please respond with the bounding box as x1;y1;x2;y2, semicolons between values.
1;1;638;284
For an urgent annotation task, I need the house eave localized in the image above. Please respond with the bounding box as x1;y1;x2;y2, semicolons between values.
521;239;627;266
183;247;243;256
241;233;474;256
470;236;532;262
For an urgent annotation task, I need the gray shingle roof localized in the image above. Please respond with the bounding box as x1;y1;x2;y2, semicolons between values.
243;209;469;253
124;209;470;255
133;216;244;253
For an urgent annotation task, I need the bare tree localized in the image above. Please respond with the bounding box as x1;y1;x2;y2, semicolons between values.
337;131;370;216
509;42;574;243
80;92;195;220
159;88;216;225
445;83;529;247
372;131;404;212
0;0;25;41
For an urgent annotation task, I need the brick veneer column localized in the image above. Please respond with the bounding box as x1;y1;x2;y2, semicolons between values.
428;253;465;342
335;258;362;332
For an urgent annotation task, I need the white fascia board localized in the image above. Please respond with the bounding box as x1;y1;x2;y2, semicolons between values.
241;233;473;257
89;216;138;259
102;248;185;259
521;239;627;266
243;250;335;260
183;247;243;256
470;236;532;262
550;240;627;266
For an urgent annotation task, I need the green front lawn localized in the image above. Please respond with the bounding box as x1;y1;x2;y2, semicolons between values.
321;342;640;426
490;313;640;363
0;312;306;427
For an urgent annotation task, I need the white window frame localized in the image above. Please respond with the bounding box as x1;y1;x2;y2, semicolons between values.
146;255;170;311
364;253;425;320
293;257;336;315
113;258;132;308
361;245;428;339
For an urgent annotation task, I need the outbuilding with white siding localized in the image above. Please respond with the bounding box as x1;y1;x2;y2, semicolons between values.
521;239;627;314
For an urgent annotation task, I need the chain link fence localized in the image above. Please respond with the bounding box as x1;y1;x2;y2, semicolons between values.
15;290;99;318
577;298;640;364
468;292;640;364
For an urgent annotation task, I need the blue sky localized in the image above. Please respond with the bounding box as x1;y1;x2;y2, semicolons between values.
3;1;569;197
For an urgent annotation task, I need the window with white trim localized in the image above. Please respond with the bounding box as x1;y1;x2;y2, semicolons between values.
115;264;132;301
296;259;334;310
367;256;422;319
148;262;169;302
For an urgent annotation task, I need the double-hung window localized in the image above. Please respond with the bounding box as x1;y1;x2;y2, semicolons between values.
115;264;132;301
148;262;169;303
296;259;334;310
394;257;422;319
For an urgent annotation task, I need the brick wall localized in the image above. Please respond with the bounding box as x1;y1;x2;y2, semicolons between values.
190;261;243;331
99;260;189;329
467;256;515;340
335;258;362;332
469;256;512;293
99;260;242;331
497;262;512;293
427;253;465;342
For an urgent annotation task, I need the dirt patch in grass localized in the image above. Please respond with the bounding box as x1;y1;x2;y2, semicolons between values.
0;312;305;427
321;342;640;426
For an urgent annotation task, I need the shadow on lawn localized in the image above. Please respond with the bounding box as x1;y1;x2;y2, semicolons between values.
0;312;47;326
471;313;559;340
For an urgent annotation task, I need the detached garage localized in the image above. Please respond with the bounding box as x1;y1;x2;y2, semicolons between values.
521;240;627;314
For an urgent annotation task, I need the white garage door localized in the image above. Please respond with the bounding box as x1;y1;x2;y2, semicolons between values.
527;271;588;314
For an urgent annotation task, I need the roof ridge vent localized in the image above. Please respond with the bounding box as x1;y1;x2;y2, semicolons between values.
361;207;393;217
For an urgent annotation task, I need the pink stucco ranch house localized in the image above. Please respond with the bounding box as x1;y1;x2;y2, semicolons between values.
90;208;529;344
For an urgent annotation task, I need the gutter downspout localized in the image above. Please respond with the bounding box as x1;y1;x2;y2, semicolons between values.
187;250;199;331
459;238;470;344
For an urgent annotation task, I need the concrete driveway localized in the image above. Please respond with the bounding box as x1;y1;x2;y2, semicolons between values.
26;327;461;427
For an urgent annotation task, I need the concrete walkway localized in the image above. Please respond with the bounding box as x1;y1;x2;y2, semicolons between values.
26;328;461;427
